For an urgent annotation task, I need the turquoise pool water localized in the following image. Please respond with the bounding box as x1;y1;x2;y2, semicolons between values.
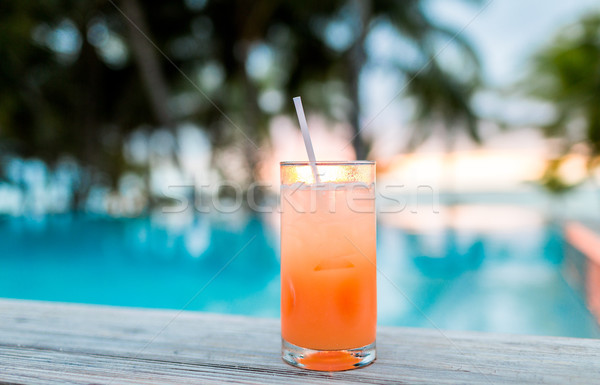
1;209;598;338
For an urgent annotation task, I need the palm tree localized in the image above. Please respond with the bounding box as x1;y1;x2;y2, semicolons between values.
0;0;483;207
525;14;600;197
347;0;482;158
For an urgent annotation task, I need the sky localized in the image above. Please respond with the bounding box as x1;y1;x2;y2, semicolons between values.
348;0;600;191
359;0;599;147
236;1;600;193
427;0;600;87
363;0;600;124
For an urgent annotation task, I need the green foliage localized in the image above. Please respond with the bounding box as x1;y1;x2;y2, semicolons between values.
525;13;600;197
0;0;482;189
528;14;600;154
376;1;482;149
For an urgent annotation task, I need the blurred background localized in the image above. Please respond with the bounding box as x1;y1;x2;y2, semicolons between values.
1;0;600;338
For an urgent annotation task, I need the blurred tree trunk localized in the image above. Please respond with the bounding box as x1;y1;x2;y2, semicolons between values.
73;29;103;210
347;0;371;160
121;0;173;128
121;0;176;208
241;51;261;187
237;1;276;190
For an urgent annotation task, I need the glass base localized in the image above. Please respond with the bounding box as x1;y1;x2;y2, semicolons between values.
281;339;376;372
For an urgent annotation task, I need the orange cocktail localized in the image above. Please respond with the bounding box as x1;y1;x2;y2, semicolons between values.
280;161;376;371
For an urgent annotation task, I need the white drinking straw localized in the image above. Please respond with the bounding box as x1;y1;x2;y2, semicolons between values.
293;96;321;184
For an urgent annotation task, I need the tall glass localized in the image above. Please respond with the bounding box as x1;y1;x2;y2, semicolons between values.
280;161;376;371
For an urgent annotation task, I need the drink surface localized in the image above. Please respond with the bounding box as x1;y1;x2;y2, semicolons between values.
280;182;376;350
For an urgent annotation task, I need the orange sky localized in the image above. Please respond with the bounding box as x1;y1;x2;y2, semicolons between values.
256;114;580;193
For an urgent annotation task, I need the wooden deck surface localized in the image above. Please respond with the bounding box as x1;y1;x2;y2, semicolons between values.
1;298;599;384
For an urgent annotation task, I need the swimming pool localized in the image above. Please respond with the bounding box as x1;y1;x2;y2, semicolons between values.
1;207;598;338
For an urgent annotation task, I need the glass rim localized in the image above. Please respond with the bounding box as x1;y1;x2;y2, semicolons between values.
280;160;375;166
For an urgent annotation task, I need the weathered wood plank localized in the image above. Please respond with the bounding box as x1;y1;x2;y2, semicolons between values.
0;299;599;384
